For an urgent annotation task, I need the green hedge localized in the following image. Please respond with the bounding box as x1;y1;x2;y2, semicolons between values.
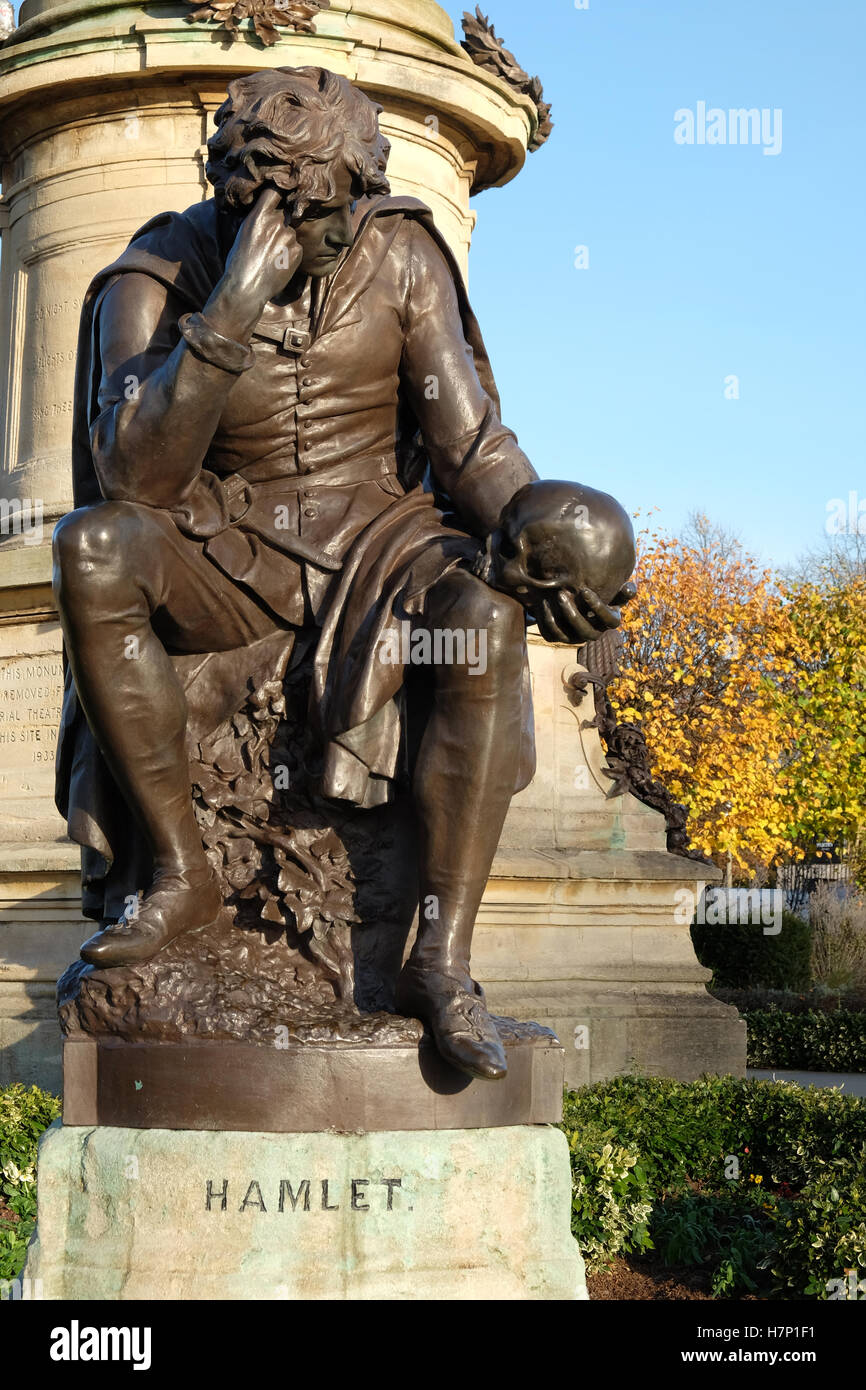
562;1075;866;1298
0;1084;60;1283
691;909;812;990
747;1009;866;1071
714;987;866;1015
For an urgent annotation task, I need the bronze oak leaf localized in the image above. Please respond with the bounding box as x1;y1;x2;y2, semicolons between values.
460;5;553;149
185;0;330;46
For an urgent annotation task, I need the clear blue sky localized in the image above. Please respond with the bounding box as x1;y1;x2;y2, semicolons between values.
442;0;865;569
9;1;864;567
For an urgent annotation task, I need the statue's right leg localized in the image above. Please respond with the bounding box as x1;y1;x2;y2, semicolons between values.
52;500;279;967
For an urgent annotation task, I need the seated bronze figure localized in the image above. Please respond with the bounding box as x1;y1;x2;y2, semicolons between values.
53;66;635;1083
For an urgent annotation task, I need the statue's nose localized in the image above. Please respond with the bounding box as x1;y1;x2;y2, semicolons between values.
330;209;354;248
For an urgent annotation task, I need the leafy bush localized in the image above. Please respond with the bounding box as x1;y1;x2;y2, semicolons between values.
566;1121;653;1267
767;1166;866;1299
561;1075;866;1297
650;1189;776;1297
564;1075;740;1191
691;908;812;990
747;1009;866;1070
0;1084;61;1282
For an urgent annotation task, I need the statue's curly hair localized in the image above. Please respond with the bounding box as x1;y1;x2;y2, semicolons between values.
206;66;391;218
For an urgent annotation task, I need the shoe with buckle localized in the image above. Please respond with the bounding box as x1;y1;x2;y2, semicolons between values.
395;963;508;1081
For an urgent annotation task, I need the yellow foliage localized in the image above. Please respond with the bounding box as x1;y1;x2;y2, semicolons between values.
607;523;859;874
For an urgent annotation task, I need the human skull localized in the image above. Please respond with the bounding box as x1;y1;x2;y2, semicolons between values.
487;480;637;644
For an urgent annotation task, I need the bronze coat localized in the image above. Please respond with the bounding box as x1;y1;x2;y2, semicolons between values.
57;194;537;915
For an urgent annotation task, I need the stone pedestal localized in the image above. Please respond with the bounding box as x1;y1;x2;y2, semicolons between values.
0;840;88;1092
24;1120;586;1300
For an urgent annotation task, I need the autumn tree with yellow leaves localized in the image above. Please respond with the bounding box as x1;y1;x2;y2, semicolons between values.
781;576;866;879
609;516;866;879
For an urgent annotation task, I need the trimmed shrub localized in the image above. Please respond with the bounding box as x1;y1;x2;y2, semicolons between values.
0;1084;61;1282
768;1167;866;1299
691;908;812;990
566;1120;653;1267
561;1075;866;1297
746;1009;866;1071
563;1075;736;1189
713;986;866;1015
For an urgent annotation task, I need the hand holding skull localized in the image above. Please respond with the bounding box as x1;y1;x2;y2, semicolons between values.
485;480;637;647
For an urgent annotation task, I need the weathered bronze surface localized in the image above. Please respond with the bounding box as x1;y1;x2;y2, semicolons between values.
460;6;553;150
61;1025;564;1131
53;67;635;1100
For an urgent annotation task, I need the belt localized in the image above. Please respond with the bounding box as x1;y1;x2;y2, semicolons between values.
219;453;403;528
220;452;399;517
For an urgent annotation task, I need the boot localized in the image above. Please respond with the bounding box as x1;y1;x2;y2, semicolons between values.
396;906;508;1082
55;523;225;971
80;869;223;968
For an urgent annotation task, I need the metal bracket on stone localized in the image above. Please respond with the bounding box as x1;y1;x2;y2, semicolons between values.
564;630;712;864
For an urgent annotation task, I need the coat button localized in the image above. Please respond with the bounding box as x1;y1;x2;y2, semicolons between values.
304;506;317;518
302;378;312;387
303;442;312;451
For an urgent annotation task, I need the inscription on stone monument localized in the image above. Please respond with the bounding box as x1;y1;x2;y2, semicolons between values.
206;1177;407;1212
0;623;64;829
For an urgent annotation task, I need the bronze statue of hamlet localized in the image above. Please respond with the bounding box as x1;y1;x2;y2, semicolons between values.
53;66;635;1085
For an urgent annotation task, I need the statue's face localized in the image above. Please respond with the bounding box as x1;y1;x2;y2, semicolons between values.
291;162;357;277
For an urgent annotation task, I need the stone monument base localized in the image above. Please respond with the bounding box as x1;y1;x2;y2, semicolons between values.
24;1121;586;1301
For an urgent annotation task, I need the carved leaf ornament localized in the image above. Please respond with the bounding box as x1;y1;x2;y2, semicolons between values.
460;6;553;151
184;0;330;47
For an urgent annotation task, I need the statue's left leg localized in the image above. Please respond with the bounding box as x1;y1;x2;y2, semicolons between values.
396;568;525;1080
